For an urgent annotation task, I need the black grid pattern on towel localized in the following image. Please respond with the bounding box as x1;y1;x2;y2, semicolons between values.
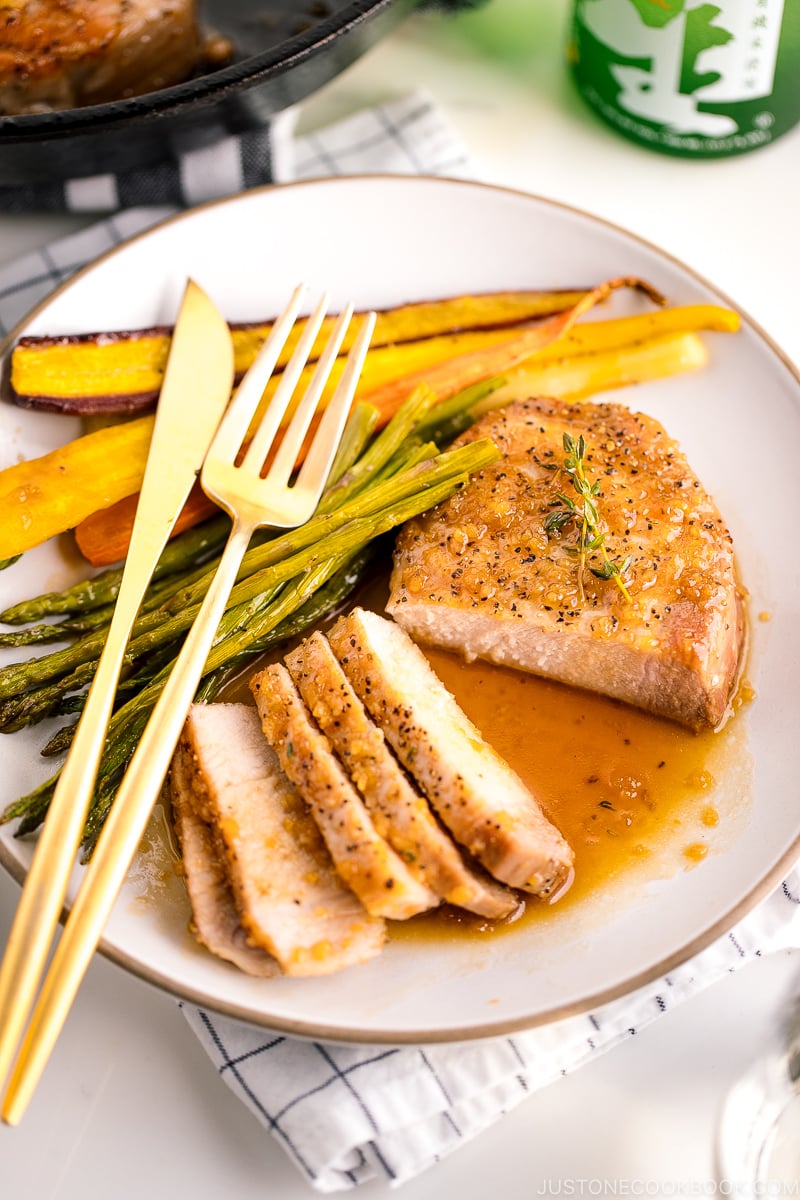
194;1007;398;1186
0;90;470;216
292;95;471;182
180;873;800;1192
188;1005;545;1189
0;130;271;214
0;207;172;338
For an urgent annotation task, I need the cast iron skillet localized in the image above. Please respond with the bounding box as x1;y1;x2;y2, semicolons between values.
0;0;424;185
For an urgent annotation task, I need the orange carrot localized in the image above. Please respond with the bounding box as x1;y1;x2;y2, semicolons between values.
74;481;219;567
357;276;666;421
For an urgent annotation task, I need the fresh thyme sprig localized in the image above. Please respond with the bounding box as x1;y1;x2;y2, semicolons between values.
543;432;633;605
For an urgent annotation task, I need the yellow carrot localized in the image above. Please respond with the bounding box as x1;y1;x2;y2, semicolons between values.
474;331;709;413
0;416;154;559
11;290;589;412
353;275;668;422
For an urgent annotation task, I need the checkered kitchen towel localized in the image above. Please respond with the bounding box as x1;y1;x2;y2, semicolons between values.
1;88;798;1195
184;880;800;1192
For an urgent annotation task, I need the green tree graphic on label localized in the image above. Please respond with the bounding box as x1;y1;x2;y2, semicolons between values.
577;0;785;137
680;6;733;96
628;0;686;30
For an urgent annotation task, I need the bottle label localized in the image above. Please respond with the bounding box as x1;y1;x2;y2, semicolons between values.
571;0;798;157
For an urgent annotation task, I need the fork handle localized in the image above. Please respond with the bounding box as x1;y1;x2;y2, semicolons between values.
1;521;252;1125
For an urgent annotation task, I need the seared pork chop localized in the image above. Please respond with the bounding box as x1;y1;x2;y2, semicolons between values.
177;703;385;977
387;396;743;730
251;665;439;920
327;608;574;899
170;743;279;978
285;631;519;920
0;1;201;114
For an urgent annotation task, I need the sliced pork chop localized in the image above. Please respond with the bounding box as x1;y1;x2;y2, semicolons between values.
285;631;518;920
177;703;385;977
250;665;439;921
327;608;573;899
170;743;279;978
0;1;201;115
386;396;743;730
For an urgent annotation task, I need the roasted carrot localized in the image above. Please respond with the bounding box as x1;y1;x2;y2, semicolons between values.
236;302;736;441
74;481;219;567
476;330;710;411
3;279;740;566
353;276;669;422
10;289;589;415
0;416;154;560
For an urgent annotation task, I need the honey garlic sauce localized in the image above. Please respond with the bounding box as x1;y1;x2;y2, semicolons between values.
390;644;752;942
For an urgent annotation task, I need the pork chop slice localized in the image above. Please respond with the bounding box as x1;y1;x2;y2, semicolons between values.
169;743;279;978
386;396;742;730
327;608;573;899
177;703;385;976
285;631;519;920
0;1;201;115
250;665;439;920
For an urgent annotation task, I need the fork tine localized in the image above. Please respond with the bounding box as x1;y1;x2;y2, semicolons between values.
266;302;354;489
241;291;329;475
211;282;306;464
295;311;377;498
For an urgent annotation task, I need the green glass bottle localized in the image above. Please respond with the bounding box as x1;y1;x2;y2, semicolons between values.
569;0;800;158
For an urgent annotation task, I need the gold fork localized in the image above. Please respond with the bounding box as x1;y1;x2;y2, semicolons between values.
1;285;376;1124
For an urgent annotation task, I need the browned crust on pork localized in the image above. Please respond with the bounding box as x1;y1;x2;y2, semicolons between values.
0;0;201;114
387;396;743;730
178;703;385;976
285;631;519;919
327;608;574;899
250;665;439;920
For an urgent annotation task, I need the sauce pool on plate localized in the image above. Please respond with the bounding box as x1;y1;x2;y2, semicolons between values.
390;643;749;940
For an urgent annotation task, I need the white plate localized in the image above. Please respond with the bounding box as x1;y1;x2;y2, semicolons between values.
1;177;799;1043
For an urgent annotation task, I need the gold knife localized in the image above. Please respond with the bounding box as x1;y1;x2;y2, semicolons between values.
0;279;234;1098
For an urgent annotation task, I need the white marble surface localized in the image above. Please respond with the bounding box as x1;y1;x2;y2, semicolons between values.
1;1;799;1195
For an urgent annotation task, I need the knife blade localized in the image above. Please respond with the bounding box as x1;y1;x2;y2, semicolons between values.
0;278;234;1097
